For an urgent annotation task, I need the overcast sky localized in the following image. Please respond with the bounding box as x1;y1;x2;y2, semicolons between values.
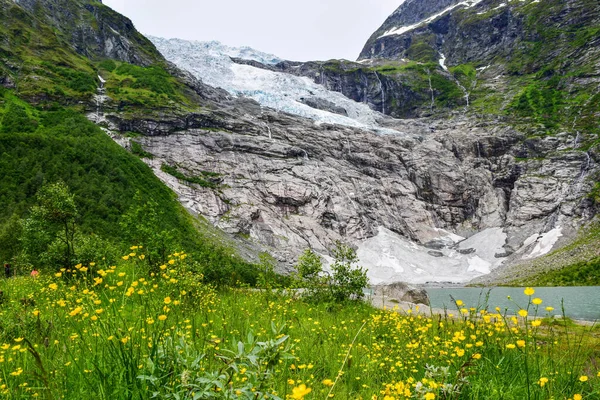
102;0;402;61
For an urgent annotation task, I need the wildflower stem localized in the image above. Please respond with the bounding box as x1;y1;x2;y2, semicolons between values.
325;319;367;399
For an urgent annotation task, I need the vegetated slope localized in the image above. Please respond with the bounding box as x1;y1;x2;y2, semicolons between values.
0;0;256;279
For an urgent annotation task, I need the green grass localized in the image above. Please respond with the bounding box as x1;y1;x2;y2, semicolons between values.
0;259;598;399
522;257;600;286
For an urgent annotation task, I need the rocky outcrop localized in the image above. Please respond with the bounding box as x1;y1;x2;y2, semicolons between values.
372;282;430;306
12;0;163;66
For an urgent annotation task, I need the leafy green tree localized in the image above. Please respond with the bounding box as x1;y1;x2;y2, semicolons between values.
329;242;369;302
296;249;323;283
257;252;278;289
294;243;368;303
21;181;78;268
120;191;177;269
0;213;23;264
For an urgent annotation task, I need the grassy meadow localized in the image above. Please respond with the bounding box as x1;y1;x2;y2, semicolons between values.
0;251;599;399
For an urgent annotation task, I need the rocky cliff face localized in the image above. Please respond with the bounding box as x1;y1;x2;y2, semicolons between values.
97;89;598;283
12;0;162;66
120;0;600;283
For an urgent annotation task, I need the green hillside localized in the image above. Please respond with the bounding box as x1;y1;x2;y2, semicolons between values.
0;0;256;283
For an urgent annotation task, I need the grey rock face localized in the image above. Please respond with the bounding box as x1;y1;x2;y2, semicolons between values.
107;97;597;281
269;60;432;119
359;0;466;60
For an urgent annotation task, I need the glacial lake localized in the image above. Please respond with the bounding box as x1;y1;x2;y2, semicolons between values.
426;287;600;321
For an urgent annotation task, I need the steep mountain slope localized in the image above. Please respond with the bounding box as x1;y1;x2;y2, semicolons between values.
0;0;257;277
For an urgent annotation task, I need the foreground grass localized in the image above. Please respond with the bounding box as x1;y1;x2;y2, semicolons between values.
0;255;599;399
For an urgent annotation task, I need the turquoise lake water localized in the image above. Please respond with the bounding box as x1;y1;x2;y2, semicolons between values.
426;287;600;321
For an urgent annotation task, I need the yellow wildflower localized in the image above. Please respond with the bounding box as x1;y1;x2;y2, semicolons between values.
69;307;83;317
518;309;528;317
290;384;312;399
579;375;588;382
532;298;543;305
524;287;535;296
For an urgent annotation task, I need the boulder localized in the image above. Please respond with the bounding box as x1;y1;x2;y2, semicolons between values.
373;282;430;306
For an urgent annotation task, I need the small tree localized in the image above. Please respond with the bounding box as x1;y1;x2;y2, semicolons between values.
296;249;323;283
329;242;369;302
120;191;176;269
294;243;368;303
21;181;77;268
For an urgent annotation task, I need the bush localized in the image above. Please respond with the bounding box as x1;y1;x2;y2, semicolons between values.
1;101;38;134
294;243;368;303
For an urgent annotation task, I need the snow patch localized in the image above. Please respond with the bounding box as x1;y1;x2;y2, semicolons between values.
522;227;563;260
380;0;484;38
356;227;506;285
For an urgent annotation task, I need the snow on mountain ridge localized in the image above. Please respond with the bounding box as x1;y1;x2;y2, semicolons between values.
150;37;401;134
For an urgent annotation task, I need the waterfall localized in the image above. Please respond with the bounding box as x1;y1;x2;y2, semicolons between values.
575;151;593;193
426;69;435;110
373;71;386;114
362;73;369;104
439;52;470;109
438;53;448;71
95;75;107;120
301;149;309;162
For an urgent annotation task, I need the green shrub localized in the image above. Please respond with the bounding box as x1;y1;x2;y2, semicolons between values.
114;63;175;96
294;243;368;303
1;101;38;133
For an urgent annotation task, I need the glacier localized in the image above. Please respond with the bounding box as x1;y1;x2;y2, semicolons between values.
150;37;400;133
